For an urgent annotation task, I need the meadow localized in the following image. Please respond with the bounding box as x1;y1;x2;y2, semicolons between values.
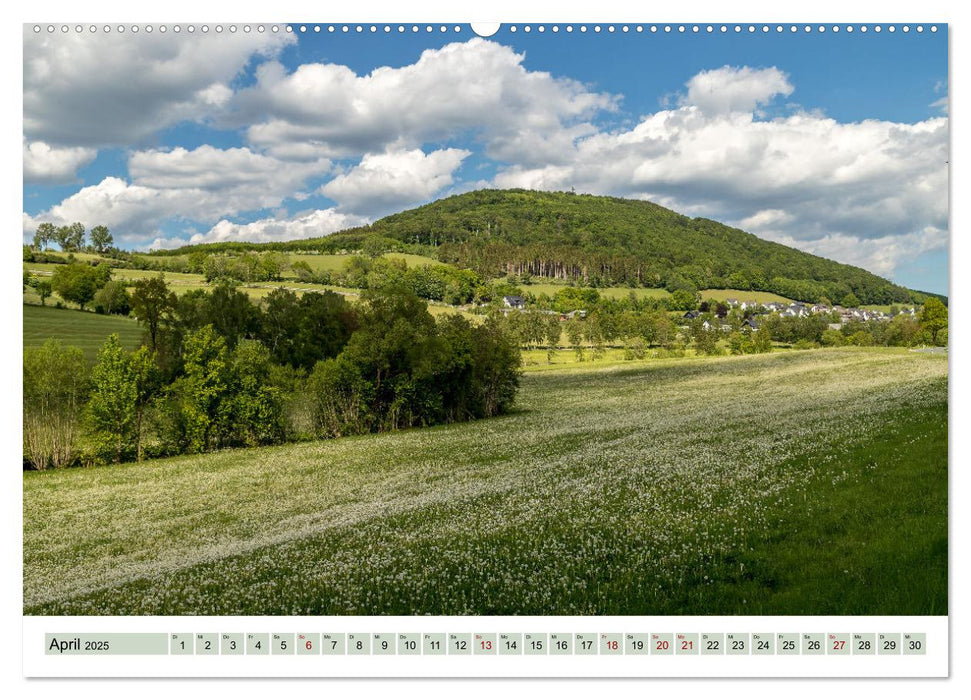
23;304;142;363
698;289;795;304
519;281;673;301
286;252;440;272
23;347;947;616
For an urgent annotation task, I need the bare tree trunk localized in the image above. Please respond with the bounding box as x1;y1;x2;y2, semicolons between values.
136;405;143;462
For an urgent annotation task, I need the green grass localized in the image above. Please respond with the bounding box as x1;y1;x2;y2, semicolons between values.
597;287;672;301
511;281;792;305
382;252;441;268
107;269;206;284
23;262;61;275
519;346;725;370
699;289;795;304
23;304;142;363
286;253;355;272
285;252;440;274
23;347;946;616
510;280;672;301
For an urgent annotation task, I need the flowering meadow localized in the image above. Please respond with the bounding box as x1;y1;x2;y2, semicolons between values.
23;347;947;615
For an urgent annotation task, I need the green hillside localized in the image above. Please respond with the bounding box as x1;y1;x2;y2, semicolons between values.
146;189;932;305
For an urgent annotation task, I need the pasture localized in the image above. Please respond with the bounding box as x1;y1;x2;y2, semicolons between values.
23;304;142;363
23;348;947;616
287;252;440;273
699;289;795;304
513;281;673;301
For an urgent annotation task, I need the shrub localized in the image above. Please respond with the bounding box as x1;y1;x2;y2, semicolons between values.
307;289;520;437
23;339;88;469
848;331;874;347
225;340;286;447
821;329;845;347
308;355;374;438
51;263;101;311
93;280;131;316
87;335;138;464
624;337;647;360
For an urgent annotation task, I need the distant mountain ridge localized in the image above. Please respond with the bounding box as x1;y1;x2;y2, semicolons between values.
152;189;936;305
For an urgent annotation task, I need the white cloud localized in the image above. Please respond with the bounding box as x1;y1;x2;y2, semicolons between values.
232;38;617;164
321;147;470;217
128;145;330;192
25;145;334;247
24;27;293;147
23;139;96;184
492;66;948;278
23;177;208;246
738;208;794;230
682;65;793;115
153;209;369;249
761;227;949;278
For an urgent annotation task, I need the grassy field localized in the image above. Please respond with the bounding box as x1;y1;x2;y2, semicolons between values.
105;269;205;283
23;347;947;616
23;304;142;363
699;289;795;304
517;346;756;370
510;281;672;301
286;252;440;273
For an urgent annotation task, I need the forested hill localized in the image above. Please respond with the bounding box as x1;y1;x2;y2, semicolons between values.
153;189;931;305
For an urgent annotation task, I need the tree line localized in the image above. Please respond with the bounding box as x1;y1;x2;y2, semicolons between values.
497;297;948;363
23;281;521;470
32;222;115;254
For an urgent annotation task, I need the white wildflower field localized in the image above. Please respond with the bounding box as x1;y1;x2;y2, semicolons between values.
23;347;947;615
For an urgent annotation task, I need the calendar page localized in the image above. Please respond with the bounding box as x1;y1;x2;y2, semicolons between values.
18;5;951;681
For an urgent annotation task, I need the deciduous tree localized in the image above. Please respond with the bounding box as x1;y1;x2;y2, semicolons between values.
23;339;87;469
130;276;176;352
51;263;100;310
87;335;138;464
920;298;948;345
90;225;113;253
33;222;55;251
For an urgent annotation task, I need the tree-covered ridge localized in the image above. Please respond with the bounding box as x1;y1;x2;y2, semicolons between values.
147;189;935;305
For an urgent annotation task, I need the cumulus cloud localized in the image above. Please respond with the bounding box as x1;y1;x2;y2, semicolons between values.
23;177;214;246
24;145;335;246
682;65;793;115
321;147;470;217
24;27;293;147
761;227;949;278
23;139;96;184
153;209;369;249
231;38;617;163
738;208;795;230
25;148;333;248
128;144;330;192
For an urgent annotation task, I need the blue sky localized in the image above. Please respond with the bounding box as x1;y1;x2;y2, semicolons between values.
23;23;948;293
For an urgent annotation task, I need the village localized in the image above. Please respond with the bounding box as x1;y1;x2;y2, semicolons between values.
686;298;919;332
499;292;919;330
